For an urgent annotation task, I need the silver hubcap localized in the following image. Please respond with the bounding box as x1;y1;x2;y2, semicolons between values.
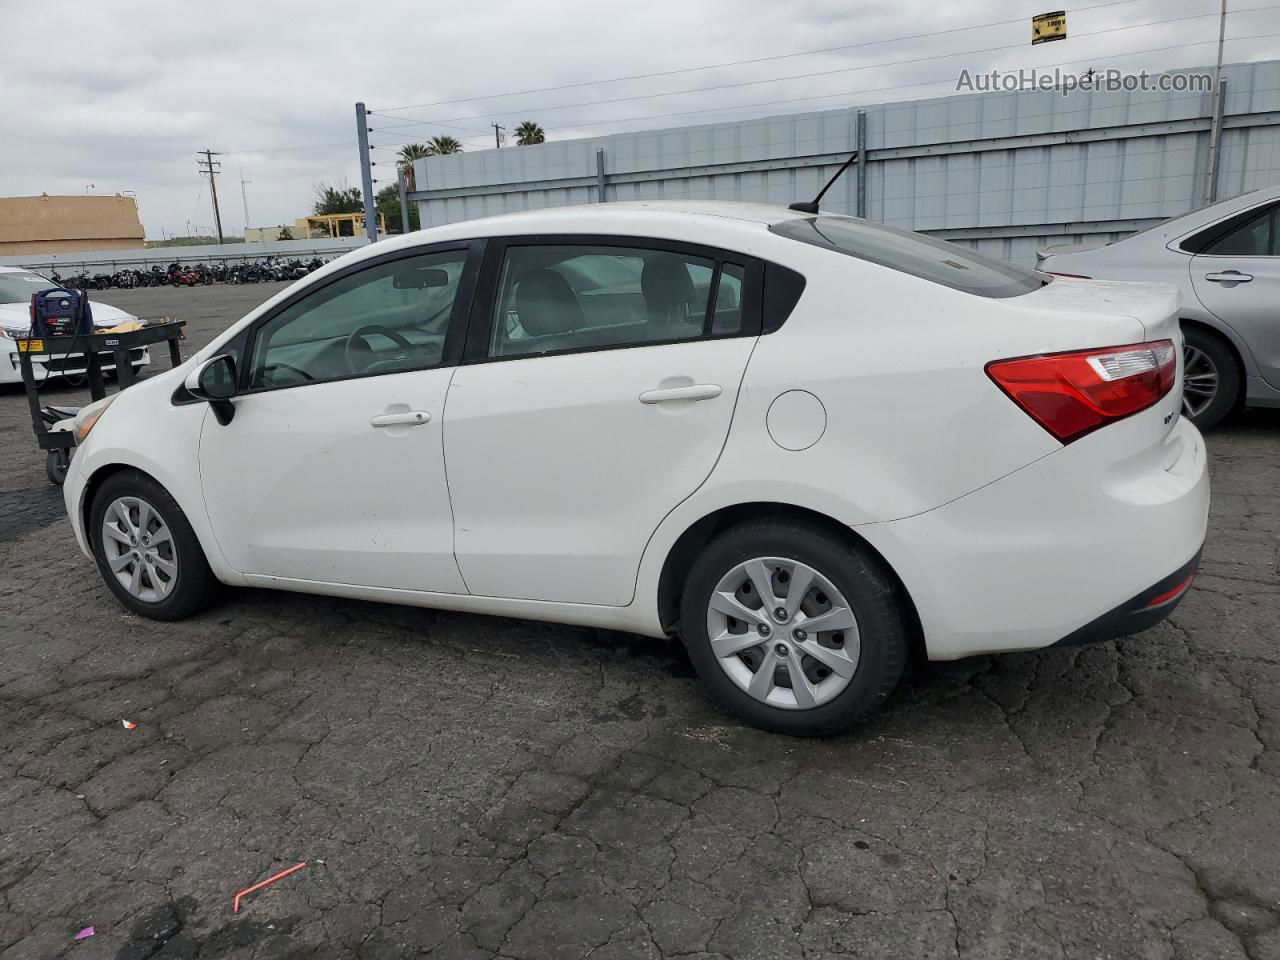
1182;343;1218;419
706;557;860;710
100;496;177;602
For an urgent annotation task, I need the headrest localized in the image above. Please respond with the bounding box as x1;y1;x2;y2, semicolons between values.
641;256;696;312
515;269;583;337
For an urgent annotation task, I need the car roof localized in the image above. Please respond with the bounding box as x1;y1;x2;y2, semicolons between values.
442;200;800;231
1144;184;1280;244
359;200;805;261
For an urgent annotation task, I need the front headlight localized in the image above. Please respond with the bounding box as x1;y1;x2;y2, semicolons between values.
73;394;118;444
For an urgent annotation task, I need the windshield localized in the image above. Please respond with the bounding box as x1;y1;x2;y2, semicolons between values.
0;271;54;304
770;216;1047;299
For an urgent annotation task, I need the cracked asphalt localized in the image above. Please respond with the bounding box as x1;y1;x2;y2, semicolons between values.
2;282;1279;959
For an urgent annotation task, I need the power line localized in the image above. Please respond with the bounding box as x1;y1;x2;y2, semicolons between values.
371;0;1160;114
367;32;1278;153
219;8;1278;160
372;4;1278;133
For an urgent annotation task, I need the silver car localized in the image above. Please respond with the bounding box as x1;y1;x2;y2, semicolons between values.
1039;186;1280;429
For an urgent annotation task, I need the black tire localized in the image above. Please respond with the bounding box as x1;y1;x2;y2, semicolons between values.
46;448;69;486
679;519;909;736
88;469;220;620
1183;325;1241;431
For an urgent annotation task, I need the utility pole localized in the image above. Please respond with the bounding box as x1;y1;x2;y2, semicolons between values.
355;102;378;243
196;150;225;244
492;123;505;148
1204;0;1229;204
239;168;252;232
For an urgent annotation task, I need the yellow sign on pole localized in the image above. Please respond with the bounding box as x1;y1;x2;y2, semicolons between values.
1032;11;1067;44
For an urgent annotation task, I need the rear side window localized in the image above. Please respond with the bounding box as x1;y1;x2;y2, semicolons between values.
1181;202;1280;254
769;216;1046;299
489;243;747;359
1202;208;1279;256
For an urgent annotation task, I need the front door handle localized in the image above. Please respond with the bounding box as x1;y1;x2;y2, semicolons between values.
639;383;723;404
1205;270;1253;283
370;410;431;428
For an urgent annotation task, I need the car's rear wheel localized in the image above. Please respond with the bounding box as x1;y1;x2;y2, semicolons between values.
89;470;219;620
1182;326;1240;430
679;519;908;736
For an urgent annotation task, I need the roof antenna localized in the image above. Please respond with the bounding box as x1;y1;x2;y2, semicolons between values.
788;149;859;215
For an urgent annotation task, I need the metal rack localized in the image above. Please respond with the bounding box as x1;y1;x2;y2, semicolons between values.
16;321;187;484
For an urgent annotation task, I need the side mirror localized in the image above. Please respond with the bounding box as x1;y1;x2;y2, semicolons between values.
185;355;237;425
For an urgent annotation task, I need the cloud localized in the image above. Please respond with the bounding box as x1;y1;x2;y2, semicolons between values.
4;0;1276;238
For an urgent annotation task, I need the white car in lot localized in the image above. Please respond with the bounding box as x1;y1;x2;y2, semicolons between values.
0;266;149;385
1039;185;1280;429
62;202;1208;735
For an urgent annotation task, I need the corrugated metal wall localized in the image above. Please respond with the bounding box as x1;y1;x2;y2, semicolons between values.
412;60;1280;265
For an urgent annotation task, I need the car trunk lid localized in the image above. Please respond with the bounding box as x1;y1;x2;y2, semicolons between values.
991;277;1183;445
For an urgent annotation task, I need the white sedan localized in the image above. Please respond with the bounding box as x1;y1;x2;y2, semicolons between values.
61;202;1209;735
0;266;149;385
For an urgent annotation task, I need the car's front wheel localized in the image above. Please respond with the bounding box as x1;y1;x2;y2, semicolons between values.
679;519;908;736
89;470;220;620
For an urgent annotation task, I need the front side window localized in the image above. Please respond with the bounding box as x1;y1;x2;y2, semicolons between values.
489;244;746;358
769;216;1046;299
249;250;467;389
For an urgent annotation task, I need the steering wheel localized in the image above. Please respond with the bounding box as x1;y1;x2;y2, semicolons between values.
344;325;415;374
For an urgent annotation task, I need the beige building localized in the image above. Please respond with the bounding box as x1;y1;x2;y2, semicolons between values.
244;226;291;242
0;194;145;255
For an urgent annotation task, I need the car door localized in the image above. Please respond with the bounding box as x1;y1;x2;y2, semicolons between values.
1189;202;1280;388
199;243;481;593
443;237;760;606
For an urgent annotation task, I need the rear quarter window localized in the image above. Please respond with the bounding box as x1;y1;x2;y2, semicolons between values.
769;216;1047;299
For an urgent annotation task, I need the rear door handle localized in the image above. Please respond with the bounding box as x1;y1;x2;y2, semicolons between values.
1205;271;1253;283
639;384;722;404
370;410;431;427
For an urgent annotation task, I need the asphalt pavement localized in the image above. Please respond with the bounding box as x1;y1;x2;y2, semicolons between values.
2;281;1278;959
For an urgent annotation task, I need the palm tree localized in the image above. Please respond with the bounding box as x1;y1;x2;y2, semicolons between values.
397;143;431;191
515;121;546;146
426;136;463;156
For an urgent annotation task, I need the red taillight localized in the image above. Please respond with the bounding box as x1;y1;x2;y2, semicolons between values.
986;339;1177;443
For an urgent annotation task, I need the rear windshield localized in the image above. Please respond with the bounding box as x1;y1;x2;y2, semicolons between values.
769;216;1047;299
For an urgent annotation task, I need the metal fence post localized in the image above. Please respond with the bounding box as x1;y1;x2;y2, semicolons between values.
397;166;411;234
1205;78;1228;205
355;102;378;243
596;148;607;203
856;110;867;218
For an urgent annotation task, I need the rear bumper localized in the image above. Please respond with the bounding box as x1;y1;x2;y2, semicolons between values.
858;413;1210;660
1053;546;1201;647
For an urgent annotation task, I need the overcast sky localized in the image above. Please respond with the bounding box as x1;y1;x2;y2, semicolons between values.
4;0;1278;239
